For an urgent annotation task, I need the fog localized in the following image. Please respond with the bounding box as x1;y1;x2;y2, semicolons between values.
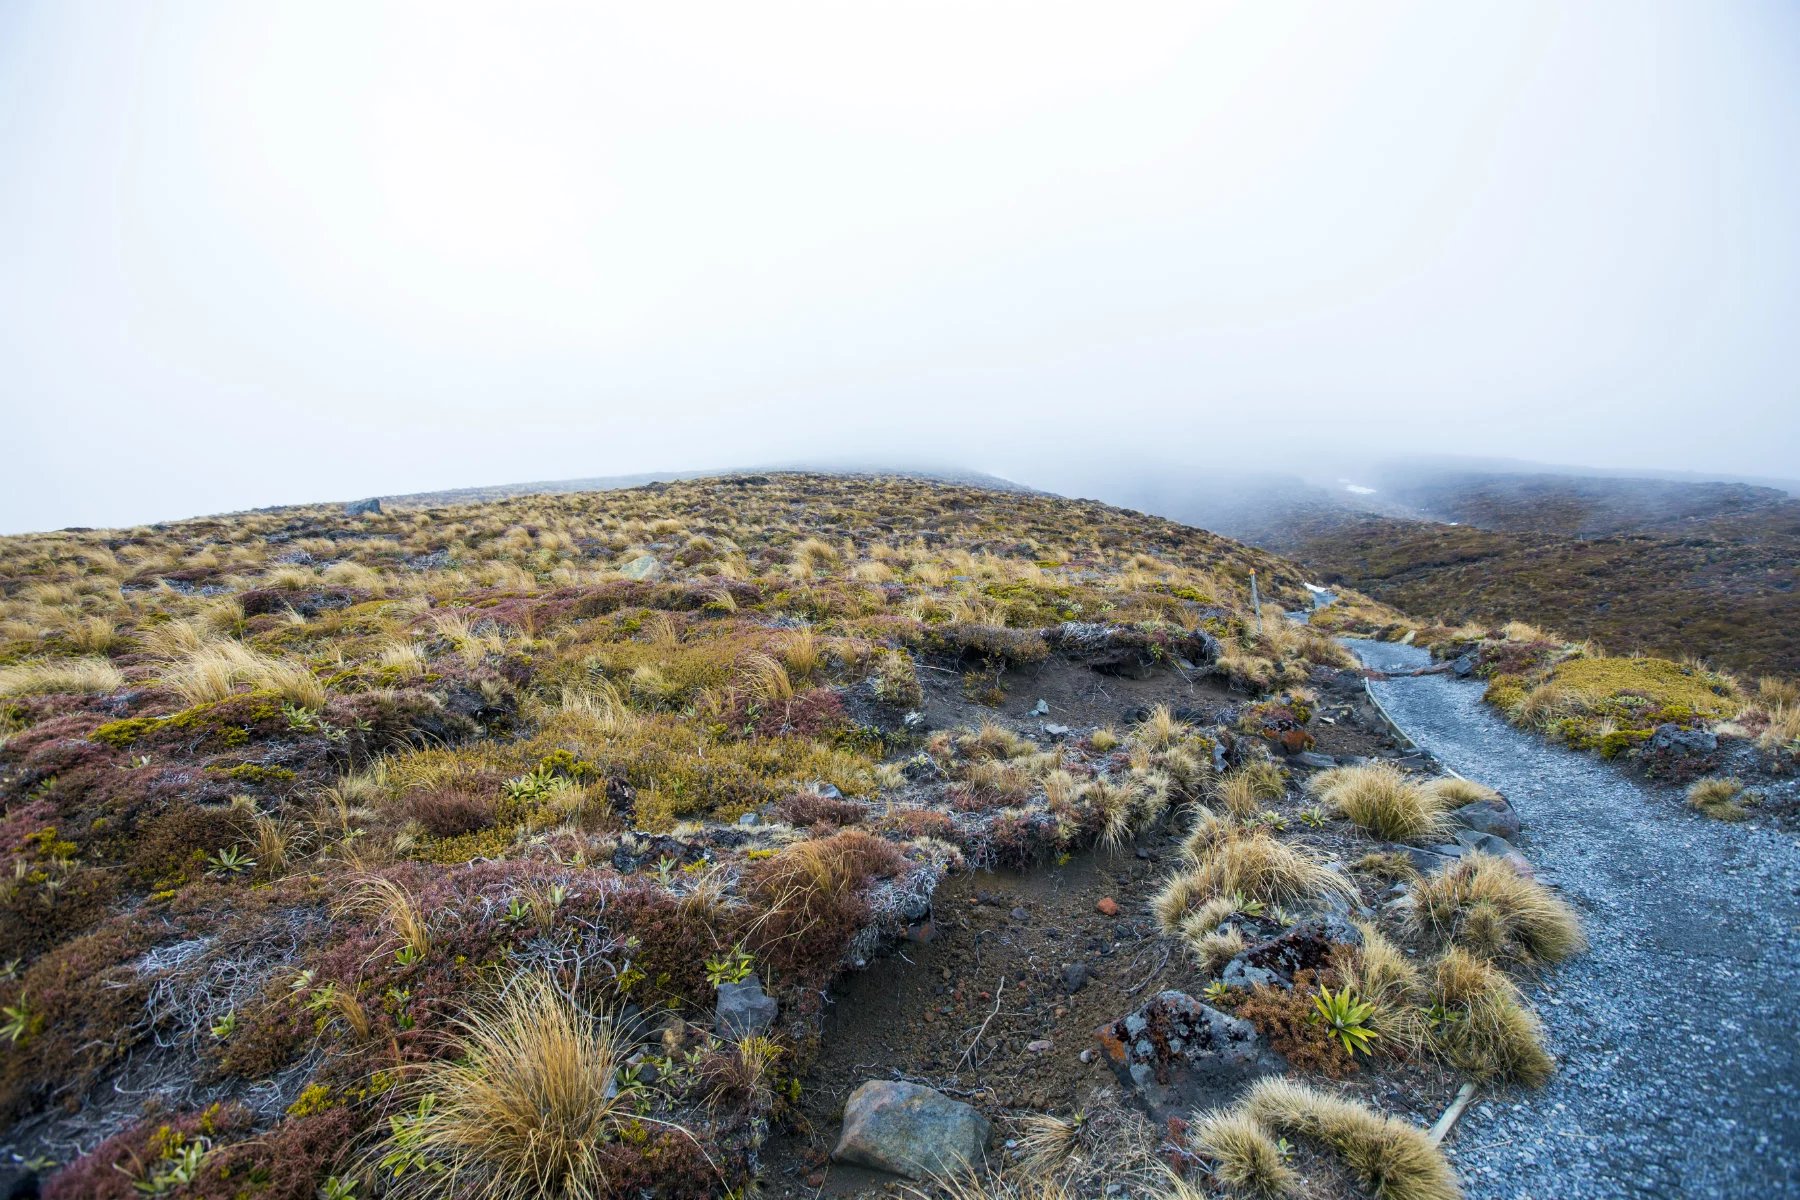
4;2;1798;533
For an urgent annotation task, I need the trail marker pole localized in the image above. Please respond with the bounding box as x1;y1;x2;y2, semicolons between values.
1249;569;1263;633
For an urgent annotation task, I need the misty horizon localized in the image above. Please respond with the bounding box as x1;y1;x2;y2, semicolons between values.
5;2;1799;533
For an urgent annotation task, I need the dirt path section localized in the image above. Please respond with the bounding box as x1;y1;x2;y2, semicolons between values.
1350;639;1800;1200
762;841;1182;1197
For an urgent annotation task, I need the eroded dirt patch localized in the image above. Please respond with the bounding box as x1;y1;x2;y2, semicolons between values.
764;840;1183;1196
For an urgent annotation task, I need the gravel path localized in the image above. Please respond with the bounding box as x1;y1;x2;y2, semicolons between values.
1347;639;1800;1200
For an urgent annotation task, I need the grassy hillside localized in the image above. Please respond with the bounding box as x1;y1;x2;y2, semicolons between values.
1217;472;1800;678
0;474;1368;1196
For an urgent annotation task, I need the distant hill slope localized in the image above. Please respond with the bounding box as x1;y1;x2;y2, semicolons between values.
378;463;1038;508
1124;468;1800;678
1374;470;1792;538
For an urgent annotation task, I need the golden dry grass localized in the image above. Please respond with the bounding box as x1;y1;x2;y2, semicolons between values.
0;656;126;697
1428;947;1554;1087
1131;704;1188;749
162;640;327;707
1410;853;1585;964
1686;775;1750;821
1188;1108;1297;1197
337;875;432;962
1340;922;1429;1057
1240;1078;1461;1200
1759;704;1800;751
1156;823;1354;925
1215;760;1286;819
1308;763;1446;843
381;974;669;1198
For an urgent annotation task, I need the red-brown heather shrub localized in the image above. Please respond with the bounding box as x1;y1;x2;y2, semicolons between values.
406;785;498;837
604;881;740;1009
1229;967;1358;1078
984;811;1061;870
198;1106;358;1200
876;806;961;844
0;909;207;1124
45;1101;257;1200
745;830;907;977
772;790;865;828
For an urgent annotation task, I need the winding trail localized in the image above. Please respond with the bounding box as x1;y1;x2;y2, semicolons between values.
1346;639;1800;1199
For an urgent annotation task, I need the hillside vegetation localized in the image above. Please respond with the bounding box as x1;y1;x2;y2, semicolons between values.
1221;472;1800;678
0;474;1367;1197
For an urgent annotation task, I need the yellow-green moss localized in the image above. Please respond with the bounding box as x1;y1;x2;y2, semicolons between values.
1547;657;1740;720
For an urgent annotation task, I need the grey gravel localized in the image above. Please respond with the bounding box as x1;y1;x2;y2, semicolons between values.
1349;639;1800;1199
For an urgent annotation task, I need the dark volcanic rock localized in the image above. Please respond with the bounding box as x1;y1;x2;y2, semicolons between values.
1649;724;1718;756
1093;991;1285;1125
1220;915;1364;991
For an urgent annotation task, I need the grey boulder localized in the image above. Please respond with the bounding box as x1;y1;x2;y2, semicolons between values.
715;975;778;1039
1446;797;1523;840
343;497;382;516
619;554;664;581
832;1080;990;1179
1454;829;1517;857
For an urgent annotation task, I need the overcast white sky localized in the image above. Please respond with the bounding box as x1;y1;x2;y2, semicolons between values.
3;1;1797;532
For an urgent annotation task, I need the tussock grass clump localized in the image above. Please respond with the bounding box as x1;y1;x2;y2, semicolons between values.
1339;923;1428;1056
1757;676;1800;708
1308;764;1445;843
1428;947;1554;1087
1010;1112;1083;1173
163;640;327;708
1686;775;1750;821
1410;853;1584;964
1131;704;1189;749
0;656;126;697
1156;818;1353;931
1421;776;1499;808
1758;704;1800;751
1240;1078;1461;1200
1214;760;1286;818
1352;850;1419;883
1188;1108;1297;1197
338;875;432;962
1507;680;1581;730
379;974;653;1198
1190;925;1247;973
1178;806;1241;863
962;720;1036;762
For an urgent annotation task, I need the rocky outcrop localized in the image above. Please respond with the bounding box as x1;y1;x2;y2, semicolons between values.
1093;991;1285;1126
1219;915;1363;991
